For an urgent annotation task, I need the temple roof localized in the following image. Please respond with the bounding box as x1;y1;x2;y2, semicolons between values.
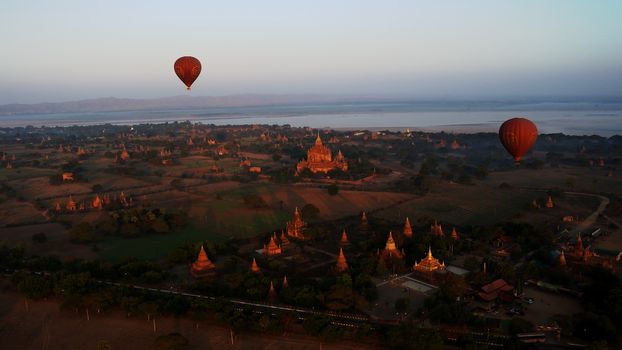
413;246;445;272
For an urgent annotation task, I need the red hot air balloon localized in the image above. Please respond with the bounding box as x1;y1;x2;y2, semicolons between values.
174;56;202;90
499;117;538;165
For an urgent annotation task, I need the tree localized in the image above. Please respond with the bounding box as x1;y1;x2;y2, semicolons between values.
395;297;410;312
17;275;54;300
327;184;339;196
301;204;320;221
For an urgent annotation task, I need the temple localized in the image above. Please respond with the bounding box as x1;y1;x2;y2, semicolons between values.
430;221;444;237
120;146;130;161
413;246;446;273
264;235;282;256
380;232;403;260
546;195;554;208
450;227;459;240
296;133;347;174
403;217;413;238
286;207;306;240
92;195;102;210
191;245;216;278
335;248;349;272
279;230;290;248
66;195;77;211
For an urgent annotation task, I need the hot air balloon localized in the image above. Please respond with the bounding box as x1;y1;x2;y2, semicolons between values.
174;56;202;90
499;117;538;165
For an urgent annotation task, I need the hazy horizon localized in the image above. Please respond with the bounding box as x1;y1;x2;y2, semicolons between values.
2;1;622;104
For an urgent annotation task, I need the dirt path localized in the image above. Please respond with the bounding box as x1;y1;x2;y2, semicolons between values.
564;192;609;236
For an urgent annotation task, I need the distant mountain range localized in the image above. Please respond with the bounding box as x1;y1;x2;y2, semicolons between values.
1;94;621;116
0;94;390;116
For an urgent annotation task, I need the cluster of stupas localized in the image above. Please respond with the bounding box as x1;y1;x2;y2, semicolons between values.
286;207;306;240
296;133;347;174
53;191;133;213
430;221;444;237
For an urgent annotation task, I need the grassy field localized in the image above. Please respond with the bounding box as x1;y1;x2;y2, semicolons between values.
98;224;229;262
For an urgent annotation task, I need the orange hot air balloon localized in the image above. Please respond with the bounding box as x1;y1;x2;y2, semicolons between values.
174;56;202;90
499;117;538;165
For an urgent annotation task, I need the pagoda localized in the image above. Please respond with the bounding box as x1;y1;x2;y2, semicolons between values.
339;229;350;246
572;234;585;258
92;195;102;210
413;246;446;273
403;217;413;238
559;250;567;267
450;140;461;150
380;231;403;259
190;246;216;278
54;201;61;212
546;196;554;208
264;235;282;256
282;275;289;288
120;147;130;161
335;248;349;273
268;281;277;301
296;133;348;174
286;207;306;240
430;221;444;237
250;258;261;273
66;195;77;211
279;230;290;248
450;227;459;240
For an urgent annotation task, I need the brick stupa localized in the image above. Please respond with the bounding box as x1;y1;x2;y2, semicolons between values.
191;245;216;278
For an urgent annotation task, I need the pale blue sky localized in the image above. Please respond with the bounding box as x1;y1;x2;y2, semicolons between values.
1;0;621;103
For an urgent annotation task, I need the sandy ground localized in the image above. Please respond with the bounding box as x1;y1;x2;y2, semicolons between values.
0;292;379;350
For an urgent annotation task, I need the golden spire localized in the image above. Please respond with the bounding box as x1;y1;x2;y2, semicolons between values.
282;275;289;288
315;131;323;146
385;231;397;251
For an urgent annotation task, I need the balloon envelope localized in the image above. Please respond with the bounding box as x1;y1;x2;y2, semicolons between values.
499;117;538;164
174;56;202;90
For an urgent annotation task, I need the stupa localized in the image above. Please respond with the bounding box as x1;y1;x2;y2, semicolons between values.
191;246;216;278
339;229;350;246
403;217;413;238
380;231;403;259
286;207;306;240
335;248;349;272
